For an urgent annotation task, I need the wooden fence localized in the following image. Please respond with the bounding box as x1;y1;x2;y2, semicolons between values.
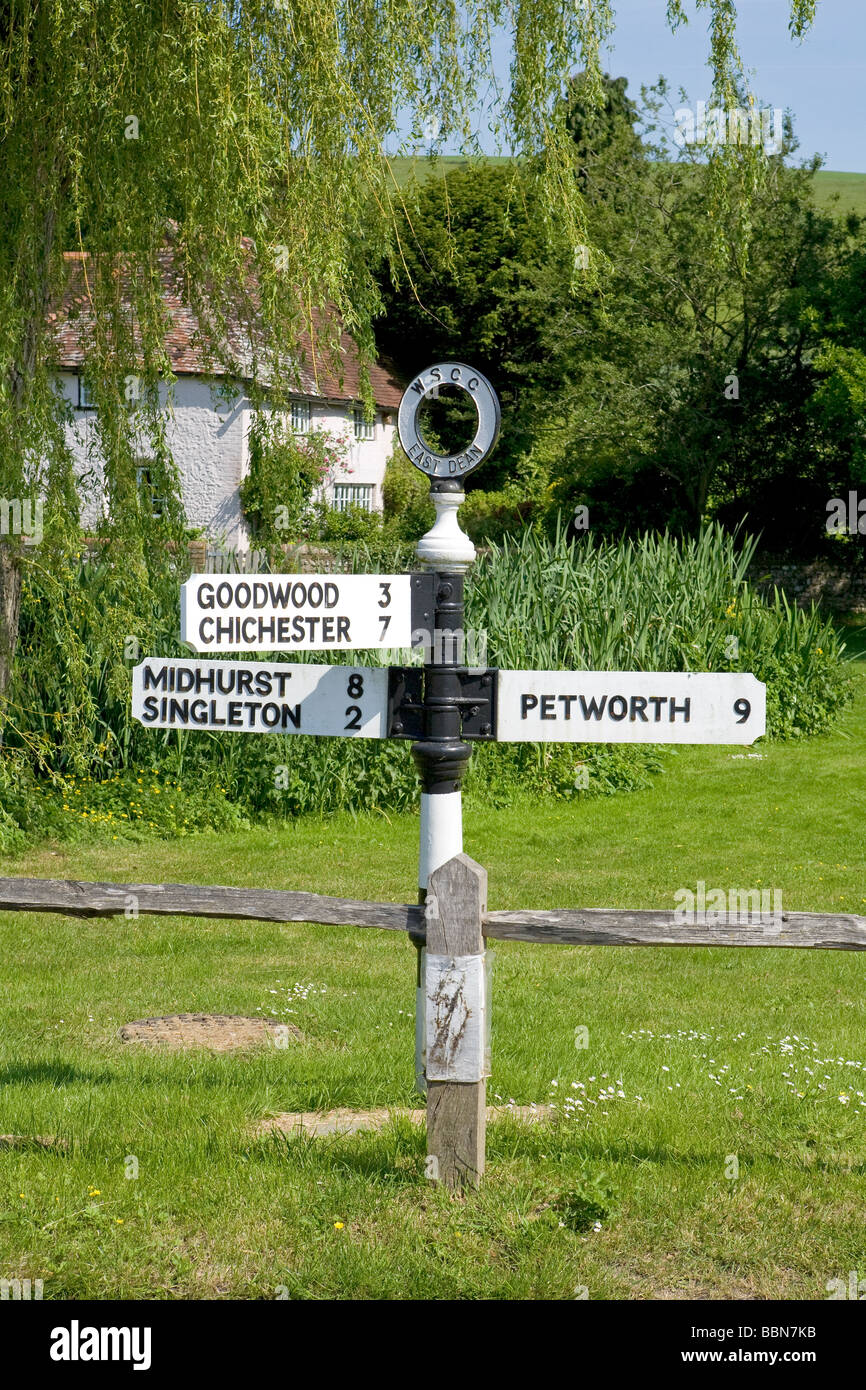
2;857;864;1188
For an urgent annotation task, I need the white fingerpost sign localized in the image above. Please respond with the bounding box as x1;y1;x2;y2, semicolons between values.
132;659;390;737
496;670;766;745
180;573;414;653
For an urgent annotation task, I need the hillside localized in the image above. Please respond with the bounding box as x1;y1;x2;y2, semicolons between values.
386;154;866;215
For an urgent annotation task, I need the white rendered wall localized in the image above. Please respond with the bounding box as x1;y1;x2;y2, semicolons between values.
58;373;396;544
60;374;250;546
302;401;394;514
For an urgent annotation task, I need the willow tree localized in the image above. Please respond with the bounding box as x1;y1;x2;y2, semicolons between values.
0;0;820;766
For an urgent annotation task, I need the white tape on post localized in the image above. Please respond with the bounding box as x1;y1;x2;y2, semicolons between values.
424;952;487;1083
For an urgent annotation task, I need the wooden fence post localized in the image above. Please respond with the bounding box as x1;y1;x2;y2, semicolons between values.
424;853;487;1190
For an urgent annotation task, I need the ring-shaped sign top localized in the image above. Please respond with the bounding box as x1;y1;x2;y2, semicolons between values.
398;362;500;481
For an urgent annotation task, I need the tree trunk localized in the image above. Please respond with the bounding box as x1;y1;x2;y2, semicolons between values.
0;542;22;744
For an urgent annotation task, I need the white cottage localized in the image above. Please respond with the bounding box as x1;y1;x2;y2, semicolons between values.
50;250;404;550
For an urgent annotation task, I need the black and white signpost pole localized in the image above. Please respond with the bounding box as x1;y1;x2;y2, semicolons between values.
397;365;500;1128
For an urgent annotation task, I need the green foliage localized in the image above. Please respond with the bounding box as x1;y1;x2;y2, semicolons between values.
312;499;383;546
381;449;434;541
7;550;183;779
553;1172;619;1232
466;524;853;739
464;741;663;809
377;69;866;559
240;418;342;551
375;163;559;487
458;487;534;546
1;0;658;768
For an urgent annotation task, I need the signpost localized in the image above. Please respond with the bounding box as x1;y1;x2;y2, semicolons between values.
131;360;768;1188
132;658;393;738
180;572;428;653
496;669;766;745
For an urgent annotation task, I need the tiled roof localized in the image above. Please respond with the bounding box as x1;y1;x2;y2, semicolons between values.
49;249;404;410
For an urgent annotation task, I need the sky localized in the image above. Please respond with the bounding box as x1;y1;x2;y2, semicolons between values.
412;1;866;173
598;0;866;173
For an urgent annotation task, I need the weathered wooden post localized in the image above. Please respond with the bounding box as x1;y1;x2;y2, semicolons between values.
424;853;487;1189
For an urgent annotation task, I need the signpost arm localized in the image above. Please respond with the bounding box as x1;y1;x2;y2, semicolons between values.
411;479;476;1094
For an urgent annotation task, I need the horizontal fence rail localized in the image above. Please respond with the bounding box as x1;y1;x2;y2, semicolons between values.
484;908;866;950
0;876;422;934
1;875;865;950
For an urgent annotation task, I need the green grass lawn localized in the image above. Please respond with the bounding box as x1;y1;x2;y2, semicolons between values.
1;656;865;1299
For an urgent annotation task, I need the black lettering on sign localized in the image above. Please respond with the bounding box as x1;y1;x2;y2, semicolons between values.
143;665;168;691
345;705;363;730
669;698;690;722
608;696;627;721
540;695;555;719
411;379;425;395
579;695;607;720
521;694;538;719
630;696;648;721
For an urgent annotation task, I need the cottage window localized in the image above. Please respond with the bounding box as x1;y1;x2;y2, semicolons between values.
291;399;311;433
333;483;375;513
353;407;375;441
78;377;97;410
136;464;165;518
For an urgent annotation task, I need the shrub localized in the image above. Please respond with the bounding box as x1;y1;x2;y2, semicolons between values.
239;416;343;547
381;448;435;541
458;487;535;545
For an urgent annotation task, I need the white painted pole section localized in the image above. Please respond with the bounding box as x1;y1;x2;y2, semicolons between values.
416;789;464;1091
414;488;476;1095
415;491;476;570
418;789;465;890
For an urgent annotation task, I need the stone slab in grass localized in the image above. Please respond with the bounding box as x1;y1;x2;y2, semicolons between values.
258;1105;553;1138
0;1134;69;1152
119;1013;304;1051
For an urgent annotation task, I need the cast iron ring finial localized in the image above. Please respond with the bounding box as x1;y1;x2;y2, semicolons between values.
398;362;500;483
